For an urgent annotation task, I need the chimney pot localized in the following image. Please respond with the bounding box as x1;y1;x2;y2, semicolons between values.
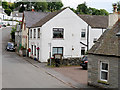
113;3;117;13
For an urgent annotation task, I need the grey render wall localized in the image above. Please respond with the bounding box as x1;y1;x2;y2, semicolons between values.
88;54;119;88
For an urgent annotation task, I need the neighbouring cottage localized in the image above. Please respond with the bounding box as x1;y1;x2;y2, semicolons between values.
87;10;120;89
28;8;108;62
87;5;120;88
11;11;23;21
15;24;22;52
21;11;49;56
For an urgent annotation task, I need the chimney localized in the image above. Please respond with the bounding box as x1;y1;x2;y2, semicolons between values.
32;6;34;12
113;3;117;13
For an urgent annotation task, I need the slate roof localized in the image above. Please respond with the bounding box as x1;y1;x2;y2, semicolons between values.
88;20;120;57
12;11;23;17
31;8;67;28
78;15;108;29
24;11;49;28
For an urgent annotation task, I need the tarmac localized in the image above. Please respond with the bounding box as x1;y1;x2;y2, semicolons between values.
20;56;95;89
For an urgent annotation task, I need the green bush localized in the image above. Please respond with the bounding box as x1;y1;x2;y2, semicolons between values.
4;8;12;16
7;23;10;26
10;27;16;42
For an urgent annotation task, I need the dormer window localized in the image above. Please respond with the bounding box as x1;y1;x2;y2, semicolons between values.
53;28;64;39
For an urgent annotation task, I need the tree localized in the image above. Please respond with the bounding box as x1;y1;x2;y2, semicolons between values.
99;9;109;16
77;2;88;14
34;2;48;12
69;7;77;13
76;3;109;16
47;1;63;12
0;0;2;6
9;3;15;11
2;1;9;9
11;27;16;42
4;8;12;16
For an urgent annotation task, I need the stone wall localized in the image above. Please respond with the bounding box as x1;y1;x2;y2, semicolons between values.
48;57;81;66
88;54;119;88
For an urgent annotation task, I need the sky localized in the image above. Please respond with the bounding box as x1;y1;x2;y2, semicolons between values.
3;0;120;13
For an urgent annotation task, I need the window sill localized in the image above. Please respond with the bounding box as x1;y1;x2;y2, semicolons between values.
98;80;109;85
52;38;64;40
81;38;86;40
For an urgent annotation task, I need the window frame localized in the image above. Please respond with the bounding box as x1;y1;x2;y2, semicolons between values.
52;47;63;56
30;29;32;38
81;47;85;55
53;28;64;39
31;45;33;55
81;31;86;38
100;62;109;82
38;28;40;38
34;29;36;38
34;45;36;56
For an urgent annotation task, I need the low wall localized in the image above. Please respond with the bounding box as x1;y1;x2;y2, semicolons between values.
48;57;81;66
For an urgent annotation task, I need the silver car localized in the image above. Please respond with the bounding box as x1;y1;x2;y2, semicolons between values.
6;42;15;51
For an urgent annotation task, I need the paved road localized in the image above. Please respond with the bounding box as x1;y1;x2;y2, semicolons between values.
2;27;70;88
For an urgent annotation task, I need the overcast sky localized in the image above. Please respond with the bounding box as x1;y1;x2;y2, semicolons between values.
4;0;120;13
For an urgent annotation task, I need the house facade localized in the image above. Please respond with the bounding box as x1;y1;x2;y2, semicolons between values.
29;8;108;62
21;11;48;56
88;18;120;88
15;24;22;52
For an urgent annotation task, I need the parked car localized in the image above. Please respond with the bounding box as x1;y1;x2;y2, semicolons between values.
80;56;88;69
2;24;6;27
6;42;15;51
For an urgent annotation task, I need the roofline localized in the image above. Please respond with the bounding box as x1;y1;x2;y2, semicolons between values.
30;7;68;28
88;53;120;58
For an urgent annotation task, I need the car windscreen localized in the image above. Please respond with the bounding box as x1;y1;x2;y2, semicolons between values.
8;43;14;47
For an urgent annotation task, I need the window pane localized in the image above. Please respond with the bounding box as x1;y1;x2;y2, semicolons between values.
102;63;108;70
101;71;108;80
52;48;57;55
81;32;85;37
81;47;85;55
58;48;63;54
53;28;64;38
38;28;40;38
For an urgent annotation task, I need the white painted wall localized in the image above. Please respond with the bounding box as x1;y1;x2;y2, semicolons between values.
40;8;88;62
2;21;19;25
89;28;106;49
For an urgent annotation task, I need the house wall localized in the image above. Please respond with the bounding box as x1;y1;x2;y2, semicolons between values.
29;27;41;60
29;8;106;62
89;28;106;49
88;54;119;88
22;18;28;50
40;8;88;62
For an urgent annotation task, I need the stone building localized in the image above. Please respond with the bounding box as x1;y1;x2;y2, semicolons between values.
87;19;120;88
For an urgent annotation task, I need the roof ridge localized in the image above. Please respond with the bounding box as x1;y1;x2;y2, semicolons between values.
31;7;68;28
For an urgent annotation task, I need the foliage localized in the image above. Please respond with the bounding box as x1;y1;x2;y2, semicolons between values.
34;2;48;12
98;80;109;85
77;2;88;14
76;2;109;16
2;1;15;15
47;1;63;12
2;1;9;9
10;27;16;42
4;8;12;16
7;23;10;26
0;1;1;5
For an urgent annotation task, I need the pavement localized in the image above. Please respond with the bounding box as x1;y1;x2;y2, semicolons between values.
19;56;95;89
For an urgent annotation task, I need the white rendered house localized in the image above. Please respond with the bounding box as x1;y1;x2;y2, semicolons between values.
28;8;108;62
